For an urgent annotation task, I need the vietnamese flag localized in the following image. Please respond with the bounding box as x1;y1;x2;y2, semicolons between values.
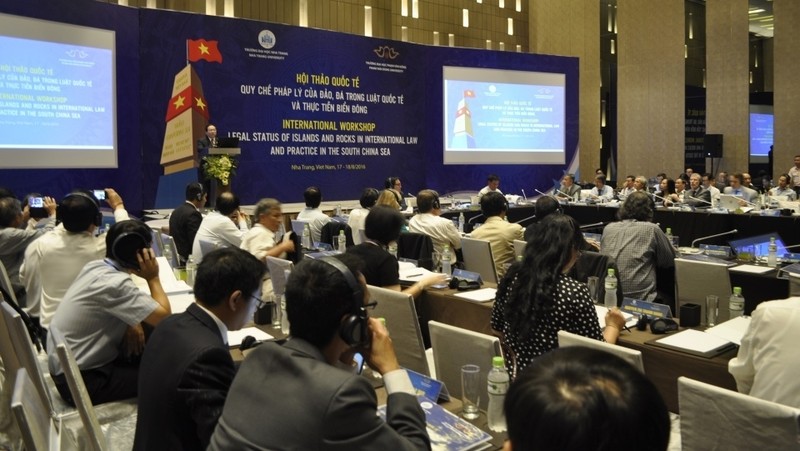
464;89;476;98
188;39;223;63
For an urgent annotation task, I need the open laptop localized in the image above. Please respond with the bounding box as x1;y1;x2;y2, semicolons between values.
728;233;788;259
216;137;239;148
718;194;749;211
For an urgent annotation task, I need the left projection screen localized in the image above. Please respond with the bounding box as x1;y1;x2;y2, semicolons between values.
0;13;117;168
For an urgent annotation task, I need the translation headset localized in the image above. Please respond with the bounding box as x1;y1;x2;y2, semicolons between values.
431;191;441;210
57;191;103;227
112;228;151;270
192;182;205;202
384;177;399;189
319;257;369;347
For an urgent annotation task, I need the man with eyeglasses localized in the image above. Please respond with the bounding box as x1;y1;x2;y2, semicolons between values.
209;254;430;450
133;247;266;451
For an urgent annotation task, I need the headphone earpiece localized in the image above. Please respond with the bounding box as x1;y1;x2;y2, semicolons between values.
432;195;440;210
320;257;368;347
112;231;150;270
195;183;205;201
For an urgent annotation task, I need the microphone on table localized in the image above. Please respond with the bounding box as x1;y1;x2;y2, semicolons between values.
514;214;537;225
535;188;567;204
690;229;738;248
521;189;528;203
579;222;605;231
467;213;485;224
686;195;713;206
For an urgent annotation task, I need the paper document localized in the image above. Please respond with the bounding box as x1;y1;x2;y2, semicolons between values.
399;266;438;283
595;305;638;328
167;293;194;314
655;329;733;355
729;264;774;274
452;288;496;303
705;316;751;346
227;327;274;347
132;256;192;294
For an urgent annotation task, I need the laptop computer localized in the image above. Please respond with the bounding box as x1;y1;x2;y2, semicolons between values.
217;137;240;148
728;233;788;259
718;194;749;211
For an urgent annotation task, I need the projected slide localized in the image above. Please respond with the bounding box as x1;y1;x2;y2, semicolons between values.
0;13;116;168
443;66;566;165
749;110;773;157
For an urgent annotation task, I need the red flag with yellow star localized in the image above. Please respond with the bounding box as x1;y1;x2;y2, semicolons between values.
187;39;223;63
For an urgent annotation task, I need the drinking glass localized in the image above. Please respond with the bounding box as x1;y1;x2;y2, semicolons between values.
461;364;481;420
587;276;600;303
706;295;719;327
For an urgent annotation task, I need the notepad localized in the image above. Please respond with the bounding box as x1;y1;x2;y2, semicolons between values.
650;329;736;358
705;316;751;346
728;264;774;274
452;288;496;303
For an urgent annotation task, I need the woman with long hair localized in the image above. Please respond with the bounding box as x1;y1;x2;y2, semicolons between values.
491;214;626;373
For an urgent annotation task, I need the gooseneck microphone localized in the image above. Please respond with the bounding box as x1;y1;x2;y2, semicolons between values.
690;229;738;248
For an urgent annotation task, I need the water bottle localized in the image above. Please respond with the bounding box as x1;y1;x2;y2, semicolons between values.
163;243;173;267
335;204;342;217
302;224;312;249
729;287;744;318
337;230;346;252
388;242;398;259
767;237;778;267
441;245;452;276
281;269;291;334
458;212;465;233
186;255;197;287
604;268;617;309
572;191;580;202
487;356;509;432
666;227;672;241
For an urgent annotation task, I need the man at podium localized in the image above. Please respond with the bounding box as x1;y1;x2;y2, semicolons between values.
197;124;218;150
196;124;218;202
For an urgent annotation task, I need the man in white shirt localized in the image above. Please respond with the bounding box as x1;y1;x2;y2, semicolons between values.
728;296;800;408
347;188;378;244
789;155;800;194
769;174;797;201
22;189;130;328
618;175;636;199
587;174;614;202
191;192;249;263
240;198;295;298
469;192;523;278
477;174;503;199
701;173;721;206
408;189;461;255
295;186;331;244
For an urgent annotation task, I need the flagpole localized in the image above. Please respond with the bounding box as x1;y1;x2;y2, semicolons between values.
186;39;189;66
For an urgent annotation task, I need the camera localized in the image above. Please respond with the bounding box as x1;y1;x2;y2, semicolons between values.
28;197;44;208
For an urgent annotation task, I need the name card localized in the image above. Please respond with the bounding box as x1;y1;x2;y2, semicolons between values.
621;298;673;319
700;244;732;258
406;368;449;402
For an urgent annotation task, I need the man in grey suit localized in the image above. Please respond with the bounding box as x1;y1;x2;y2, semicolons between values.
209;254;430;450
723;173;759;204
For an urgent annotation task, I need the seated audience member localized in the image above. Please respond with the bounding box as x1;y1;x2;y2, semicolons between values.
209;255;430;450
376;188;402;210
724;173;758;203
769;174;797;201
133;247;266;451
633;175;649;192
523;196;561;242
296;186;331;243
685;167;694;178
348;188;379;243
47;220;172;405
384;176;408;211
347;206;443;296
0;195;56;306
683;173;712;207
22;189;130;329
408;189;461;255
790;155;800;194
701;172;722;206
654;177;675;204
504;347;670;451
587;174;614;202
555;173;581;199
663;178;686;206
742;172;758;192
716;171;729;191
491;214;626;373
478;174;503;199
618;175;636;199
600;192;675;301
470;192;523;278
728;295;800;408
169;182;207;264
240;198;295;298
191;192;249;263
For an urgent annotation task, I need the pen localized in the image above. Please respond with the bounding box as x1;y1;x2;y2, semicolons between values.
406;274;423;278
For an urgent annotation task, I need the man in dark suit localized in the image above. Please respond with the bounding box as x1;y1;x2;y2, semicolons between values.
209;255;430;450
133;247;266;451
196;124;217;205
196;123;218;150
169;182;207;264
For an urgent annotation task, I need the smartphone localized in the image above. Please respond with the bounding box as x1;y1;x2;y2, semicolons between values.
28;197;46;217
28;197;44;208
353;352;366;375
93;189;106;201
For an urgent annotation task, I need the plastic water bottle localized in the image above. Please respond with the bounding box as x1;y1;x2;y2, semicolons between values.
729;287;745;318
337;230;346;252
458;212;465;233
302;224;312;249
163;243;173;266
441;245;452;276
186;255;197;287
335;204;342;217
487;356;509;432
388;242;398;259
666;227;673;241
604;268;617;309
768;237;778;267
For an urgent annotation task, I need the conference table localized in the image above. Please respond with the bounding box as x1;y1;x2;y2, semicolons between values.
417;285;737;414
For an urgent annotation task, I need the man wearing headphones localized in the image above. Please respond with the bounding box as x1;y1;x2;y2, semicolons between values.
209;255;430;450
47;220;172;405
295;186;332;243
385;176;408;211
408;189;462;256
169;182;207;264
470;192;523;278
22;188;130;330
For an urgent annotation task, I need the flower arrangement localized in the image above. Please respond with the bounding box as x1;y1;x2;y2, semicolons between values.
202;154;237;186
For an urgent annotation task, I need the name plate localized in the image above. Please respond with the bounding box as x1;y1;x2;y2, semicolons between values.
452;268;483;284
783;253;800;263
700;244;732;257
621;298;673;319
406;368;448;402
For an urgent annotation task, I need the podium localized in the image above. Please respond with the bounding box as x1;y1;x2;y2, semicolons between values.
204;147;240;206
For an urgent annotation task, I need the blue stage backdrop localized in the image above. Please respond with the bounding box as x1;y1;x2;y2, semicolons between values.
1;0;578;212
